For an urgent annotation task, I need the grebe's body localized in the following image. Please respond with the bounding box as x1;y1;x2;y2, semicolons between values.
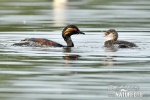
13;25;85;47
104;29;137;48
14;38;64;47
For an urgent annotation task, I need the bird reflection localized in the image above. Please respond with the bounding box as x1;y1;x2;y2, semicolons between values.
63;54;80;60
103;56;116;66
62;47;80;60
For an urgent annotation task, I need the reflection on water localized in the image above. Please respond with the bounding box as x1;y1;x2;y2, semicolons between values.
0;0;150;100
63;47;80;60
63;54;80;60
103;56;115;66
53;0;68;26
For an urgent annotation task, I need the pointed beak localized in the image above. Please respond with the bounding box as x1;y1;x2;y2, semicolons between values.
78;30;85;35
103;32;107;37
103;32;108;37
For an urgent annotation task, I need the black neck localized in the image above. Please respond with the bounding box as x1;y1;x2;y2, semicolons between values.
65;37;74;47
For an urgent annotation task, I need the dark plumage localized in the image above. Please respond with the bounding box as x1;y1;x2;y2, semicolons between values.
13;25;85;47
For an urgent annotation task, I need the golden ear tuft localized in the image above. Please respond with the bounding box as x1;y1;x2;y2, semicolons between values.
64;28;73;35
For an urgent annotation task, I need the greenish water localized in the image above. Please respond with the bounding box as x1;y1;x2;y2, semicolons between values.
0;0;150;100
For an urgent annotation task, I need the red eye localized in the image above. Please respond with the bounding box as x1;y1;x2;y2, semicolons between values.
73;28;78;31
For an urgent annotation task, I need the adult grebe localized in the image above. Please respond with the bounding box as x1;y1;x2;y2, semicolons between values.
103;29;137;48
13;24;85;47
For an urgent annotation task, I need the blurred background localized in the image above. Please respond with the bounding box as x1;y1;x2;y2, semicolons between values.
0;0;150;100
0;0;150;31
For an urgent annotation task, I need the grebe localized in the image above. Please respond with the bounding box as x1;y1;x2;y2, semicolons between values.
13;25;85;47
103;29;137;48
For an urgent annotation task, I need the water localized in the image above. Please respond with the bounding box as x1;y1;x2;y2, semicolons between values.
0;0;150;99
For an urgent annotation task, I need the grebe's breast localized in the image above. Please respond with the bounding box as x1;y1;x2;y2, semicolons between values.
13;38;64;47
104;40;114;47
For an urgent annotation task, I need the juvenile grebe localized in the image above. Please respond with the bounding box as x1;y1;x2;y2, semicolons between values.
13;25;85;47
103;29;137;48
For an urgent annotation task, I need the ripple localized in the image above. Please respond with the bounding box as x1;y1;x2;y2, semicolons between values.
0;0;150;99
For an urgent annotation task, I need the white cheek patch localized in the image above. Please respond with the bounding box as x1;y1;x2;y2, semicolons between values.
107;34;114;40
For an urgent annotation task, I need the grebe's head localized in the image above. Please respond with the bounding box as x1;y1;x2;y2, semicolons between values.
104;29;118;41
62;24;85;47
62;24;85;40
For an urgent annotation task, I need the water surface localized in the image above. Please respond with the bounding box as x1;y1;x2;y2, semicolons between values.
0;0;150;100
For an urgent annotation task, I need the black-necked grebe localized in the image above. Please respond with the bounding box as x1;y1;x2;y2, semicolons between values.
103;29;137;48
13;25;85;47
